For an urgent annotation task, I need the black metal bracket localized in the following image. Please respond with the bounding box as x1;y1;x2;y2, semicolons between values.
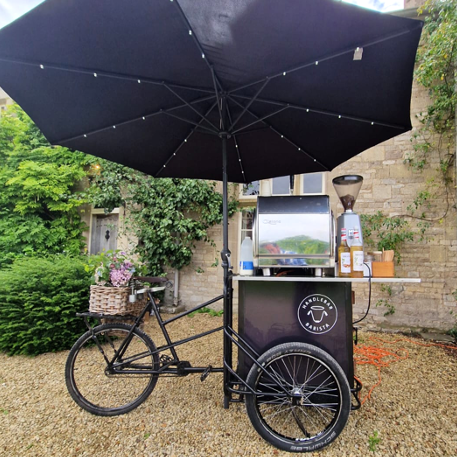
351;376;363;411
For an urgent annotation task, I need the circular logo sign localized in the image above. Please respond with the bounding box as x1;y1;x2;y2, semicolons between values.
297;294;338;335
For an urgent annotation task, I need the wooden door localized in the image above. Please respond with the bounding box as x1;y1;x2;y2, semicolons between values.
90;213;119;254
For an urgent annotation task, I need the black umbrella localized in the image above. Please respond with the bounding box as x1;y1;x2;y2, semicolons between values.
0;0;422;183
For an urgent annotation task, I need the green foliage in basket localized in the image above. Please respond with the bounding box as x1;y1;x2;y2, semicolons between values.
0;256;92;356
85;249;147;287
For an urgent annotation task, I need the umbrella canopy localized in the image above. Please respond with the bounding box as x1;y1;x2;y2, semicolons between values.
0;0;422;184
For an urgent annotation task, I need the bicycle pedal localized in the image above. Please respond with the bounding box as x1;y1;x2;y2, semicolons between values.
200;365;213;382
160;354;174;367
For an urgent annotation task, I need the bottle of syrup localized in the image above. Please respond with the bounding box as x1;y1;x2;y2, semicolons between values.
338;228;351;278
350;229;364;278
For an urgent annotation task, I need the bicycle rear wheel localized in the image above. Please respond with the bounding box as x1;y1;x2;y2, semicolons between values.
65;323;159;416
245;342;351;453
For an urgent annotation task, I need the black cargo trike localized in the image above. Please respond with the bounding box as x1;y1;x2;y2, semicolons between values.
65;270;362;453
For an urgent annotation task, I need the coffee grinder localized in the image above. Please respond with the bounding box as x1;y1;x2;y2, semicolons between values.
332;175;364;247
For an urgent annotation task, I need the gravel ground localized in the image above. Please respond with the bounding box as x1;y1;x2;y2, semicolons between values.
1;313;456;457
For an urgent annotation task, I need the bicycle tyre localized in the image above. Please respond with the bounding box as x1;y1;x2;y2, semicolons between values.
65;323;159;416
245;342;351;453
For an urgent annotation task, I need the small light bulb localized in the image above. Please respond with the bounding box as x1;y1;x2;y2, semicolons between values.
94;73;97;77
40;64;44;69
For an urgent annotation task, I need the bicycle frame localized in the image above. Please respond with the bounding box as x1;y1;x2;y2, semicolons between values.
79;280;300;404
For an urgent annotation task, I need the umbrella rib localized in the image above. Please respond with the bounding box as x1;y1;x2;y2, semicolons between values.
54;94;218;145
172;0;229;133
0;55;215;96
229;78;271;133
228;22;423;95
224;103;247;182
156;100;220;177
161;110;219;134
230;94;406;130
172;0;225;92
231;105;290;135
228;95;330;171
163;83;219;132
211;66;225;131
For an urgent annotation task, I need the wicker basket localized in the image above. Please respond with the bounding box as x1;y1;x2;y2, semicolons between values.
89;285;147;316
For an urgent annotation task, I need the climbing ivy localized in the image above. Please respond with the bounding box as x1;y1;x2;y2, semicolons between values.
360;212;418;264
406;0;456;218
87;159;238;275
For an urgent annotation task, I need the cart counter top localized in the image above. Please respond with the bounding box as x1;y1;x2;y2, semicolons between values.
233;275;421;283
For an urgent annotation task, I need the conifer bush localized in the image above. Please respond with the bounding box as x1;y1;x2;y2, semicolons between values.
0;256;92;356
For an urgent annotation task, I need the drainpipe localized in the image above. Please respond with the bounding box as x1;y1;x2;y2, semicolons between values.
173;269;179;306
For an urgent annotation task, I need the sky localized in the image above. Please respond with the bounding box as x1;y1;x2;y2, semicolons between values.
0;0;404;30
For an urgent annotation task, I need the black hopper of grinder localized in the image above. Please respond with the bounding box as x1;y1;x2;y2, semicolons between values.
332;175;364;247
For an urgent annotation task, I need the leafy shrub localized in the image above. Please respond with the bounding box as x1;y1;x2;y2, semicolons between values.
0;104;89;269
0;256;92;356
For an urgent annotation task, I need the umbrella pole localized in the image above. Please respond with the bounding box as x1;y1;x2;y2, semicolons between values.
221;133;233;408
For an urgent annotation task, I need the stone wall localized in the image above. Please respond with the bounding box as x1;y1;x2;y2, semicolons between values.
328;80;456;331
176;219;238;312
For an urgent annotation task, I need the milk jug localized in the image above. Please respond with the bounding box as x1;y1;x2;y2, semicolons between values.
239;237;254;276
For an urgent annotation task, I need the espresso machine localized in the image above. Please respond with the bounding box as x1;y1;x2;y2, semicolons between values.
332;175;364;247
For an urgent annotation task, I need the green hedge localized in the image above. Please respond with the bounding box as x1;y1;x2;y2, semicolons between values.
0;256;92;356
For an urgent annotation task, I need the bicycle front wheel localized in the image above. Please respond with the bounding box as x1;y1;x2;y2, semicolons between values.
65;323;159;416
245;342;351;453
